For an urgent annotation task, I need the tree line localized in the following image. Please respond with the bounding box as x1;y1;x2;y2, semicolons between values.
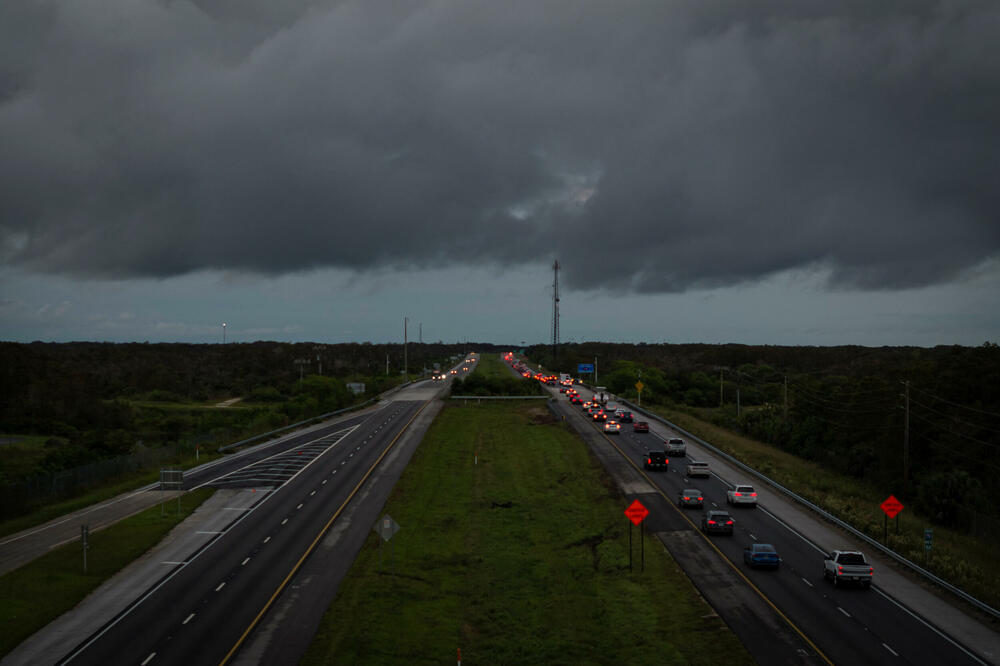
529;341;1000;533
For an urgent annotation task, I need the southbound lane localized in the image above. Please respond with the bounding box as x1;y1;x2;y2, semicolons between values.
60;401;426;666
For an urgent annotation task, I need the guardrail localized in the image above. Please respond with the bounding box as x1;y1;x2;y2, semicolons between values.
218;381;414;453
610;392;1000;621
449;395;549;400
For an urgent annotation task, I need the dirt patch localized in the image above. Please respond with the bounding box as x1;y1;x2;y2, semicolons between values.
565;533;605;570
524;406;557;425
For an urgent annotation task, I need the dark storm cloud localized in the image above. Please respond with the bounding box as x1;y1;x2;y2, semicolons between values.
2;0;998;291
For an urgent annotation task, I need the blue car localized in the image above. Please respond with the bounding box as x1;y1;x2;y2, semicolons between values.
743;543;780;568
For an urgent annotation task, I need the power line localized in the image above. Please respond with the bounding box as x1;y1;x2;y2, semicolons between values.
785;379;897;405
909;411;1000;451
909;397;1000;436
911;430;1000;473
908;384;1000;420
786;387;899;415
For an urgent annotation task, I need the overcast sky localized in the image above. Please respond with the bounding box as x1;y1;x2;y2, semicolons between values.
2;0;999;346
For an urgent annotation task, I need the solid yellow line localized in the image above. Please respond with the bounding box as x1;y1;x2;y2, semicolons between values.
218;401;429;665
584;406;835;666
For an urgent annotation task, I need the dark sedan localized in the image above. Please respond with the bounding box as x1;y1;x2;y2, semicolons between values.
701;510;734;535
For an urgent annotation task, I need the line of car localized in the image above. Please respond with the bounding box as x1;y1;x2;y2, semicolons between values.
512;358;876;588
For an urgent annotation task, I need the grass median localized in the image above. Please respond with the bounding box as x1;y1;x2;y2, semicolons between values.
303;402;750;665
0;488;216;658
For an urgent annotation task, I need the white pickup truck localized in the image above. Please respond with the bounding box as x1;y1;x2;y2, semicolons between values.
726;484;757;508
823;550;873;589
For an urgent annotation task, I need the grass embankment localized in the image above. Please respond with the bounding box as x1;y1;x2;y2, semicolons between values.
0;488;216;658
651;405;999;611
303;403;750;665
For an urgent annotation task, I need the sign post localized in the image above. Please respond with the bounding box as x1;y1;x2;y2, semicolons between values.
81;525;89;573
624;500;649;573
373;514;400;573
924;528;933;564
635;381;644;408
880;495;904;542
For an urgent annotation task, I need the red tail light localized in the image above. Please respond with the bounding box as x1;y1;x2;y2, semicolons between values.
725;520;733;525
734;492;741;497
837;566;843;574
750;493;757;497
682;496;690;501
698;497;703;501
647;458;652;464
708;520;716;525
869;567;874;574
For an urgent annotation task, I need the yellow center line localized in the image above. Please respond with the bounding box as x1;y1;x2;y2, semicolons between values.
582;398;834;666
219;401;429;665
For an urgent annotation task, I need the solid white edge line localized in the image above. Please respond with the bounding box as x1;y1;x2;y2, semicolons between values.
60;417;370;664
755;504;989;665
872;587;989;665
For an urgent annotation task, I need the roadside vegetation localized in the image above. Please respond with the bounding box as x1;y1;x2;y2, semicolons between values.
449;353;544;396
303;402;750;665
0;341;489;524
0;488;216;659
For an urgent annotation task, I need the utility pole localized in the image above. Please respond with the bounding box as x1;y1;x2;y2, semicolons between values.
719;368;724;406
404;317;409;379
552;260;560;364
386;353;389;376
594;356;598;385
783;375;788;420
903;380;910;482
419;322;422;344
737;387;741;418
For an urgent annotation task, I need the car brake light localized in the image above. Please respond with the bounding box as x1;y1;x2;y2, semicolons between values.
726;520;733;525
647;458;652;464
697;497;703;501
750;493;757;497
837;566;843;574
869;567;874;574
682;496;689;500
707;520;716;525
734;492;741;497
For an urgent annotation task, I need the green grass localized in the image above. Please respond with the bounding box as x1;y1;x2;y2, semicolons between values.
0;487;216;658
650;405;1000;611
471;352;518;379
303;403;751;665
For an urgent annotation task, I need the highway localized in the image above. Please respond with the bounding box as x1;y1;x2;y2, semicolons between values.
518;361;996;666
51;360;478;666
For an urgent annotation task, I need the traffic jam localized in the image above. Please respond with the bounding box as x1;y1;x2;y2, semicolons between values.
496;352;945;663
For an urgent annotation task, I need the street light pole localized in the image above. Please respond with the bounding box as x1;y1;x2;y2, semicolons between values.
404;317;409;379
222;322;226;344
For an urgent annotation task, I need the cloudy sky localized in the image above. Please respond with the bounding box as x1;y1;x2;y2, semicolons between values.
2;0;999;346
